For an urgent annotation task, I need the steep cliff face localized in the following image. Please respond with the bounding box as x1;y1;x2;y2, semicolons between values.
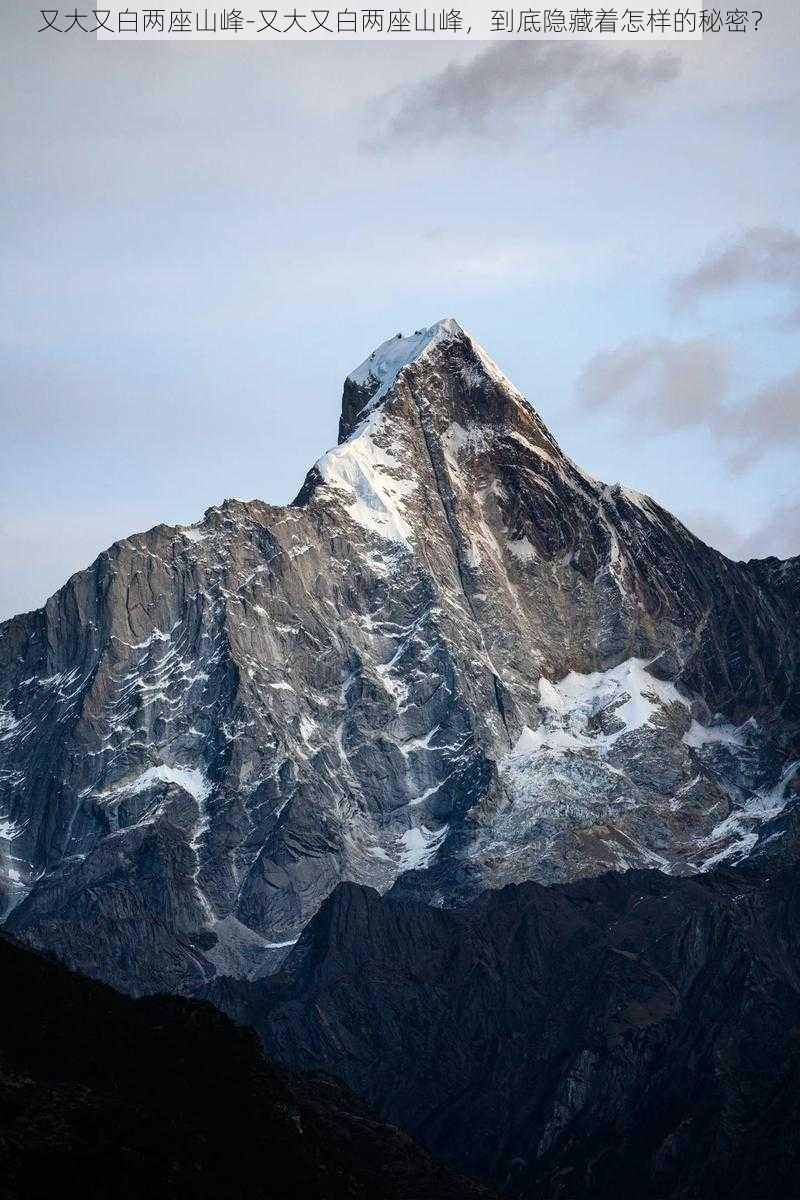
1;319;798;992
207;864;800;1200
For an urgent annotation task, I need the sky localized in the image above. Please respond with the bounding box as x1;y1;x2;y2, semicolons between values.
1;2;799;620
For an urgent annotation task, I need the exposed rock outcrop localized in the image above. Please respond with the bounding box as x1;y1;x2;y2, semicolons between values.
208;861;800;1200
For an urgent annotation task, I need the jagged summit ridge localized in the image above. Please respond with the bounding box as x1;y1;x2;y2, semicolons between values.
346;319;464;405
309;316;566;549
0;321;798;994
337;317;530;443
339;318;472;440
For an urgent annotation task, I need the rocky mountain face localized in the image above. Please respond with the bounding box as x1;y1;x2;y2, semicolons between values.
207;860;800;1200
1;319;798;993
0;928;495;1200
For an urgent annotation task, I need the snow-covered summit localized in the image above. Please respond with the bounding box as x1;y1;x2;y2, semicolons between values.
308;325;470;548
346;318;465;406
313;316;539;549
337;316;536;453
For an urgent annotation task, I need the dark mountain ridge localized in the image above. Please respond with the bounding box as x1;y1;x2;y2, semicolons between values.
0;927;495;1200
206;858;800;1199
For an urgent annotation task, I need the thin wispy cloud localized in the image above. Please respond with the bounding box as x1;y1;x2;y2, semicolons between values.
684;498;800;563
740;497;800;561
673;226;800;326
367;43;681;149
578;336;729;429
725;368;800;470
577;337;800;473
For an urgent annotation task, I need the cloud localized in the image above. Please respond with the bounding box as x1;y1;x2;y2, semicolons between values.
577;337;800;472
741;498;800;560
368;42;680;149
724;367;800;471
673;226;800;320
578;336;729;429
682;499;800;562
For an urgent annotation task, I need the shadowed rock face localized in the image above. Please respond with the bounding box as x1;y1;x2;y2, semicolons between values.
1;319;798;993
206;863;800;1200
0;929;496;1200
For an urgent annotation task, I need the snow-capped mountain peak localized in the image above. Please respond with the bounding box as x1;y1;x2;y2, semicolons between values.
337;316;531;444
1;321;798;994
345;318;465;409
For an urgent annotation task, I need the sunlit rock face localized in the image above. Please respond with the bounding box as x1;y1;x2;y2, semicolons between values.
1;319;798;993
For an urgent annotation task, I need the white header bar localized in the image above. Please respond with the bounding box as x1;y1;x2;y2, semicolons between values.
31;6;769;42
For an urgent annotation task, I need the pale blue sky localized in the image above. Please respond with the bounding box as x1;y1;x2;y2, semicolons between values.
2;3;799;619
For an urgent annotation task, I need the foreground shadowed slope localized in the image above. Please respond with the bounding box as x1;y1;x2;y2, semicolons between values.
0;933;495;1200
207;861;800;1200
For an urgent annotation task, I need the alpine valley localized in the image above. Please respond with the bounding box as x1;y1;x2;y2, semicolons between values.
2;320;799;1197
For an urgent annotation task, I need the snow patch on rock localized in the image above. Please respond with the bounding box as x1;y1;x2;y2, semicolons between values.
683;719;745;749
511;658;688;757
701;759;800;870
102;763;213;804
315;408;417;545
397;823;449;871
507;537;537;562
